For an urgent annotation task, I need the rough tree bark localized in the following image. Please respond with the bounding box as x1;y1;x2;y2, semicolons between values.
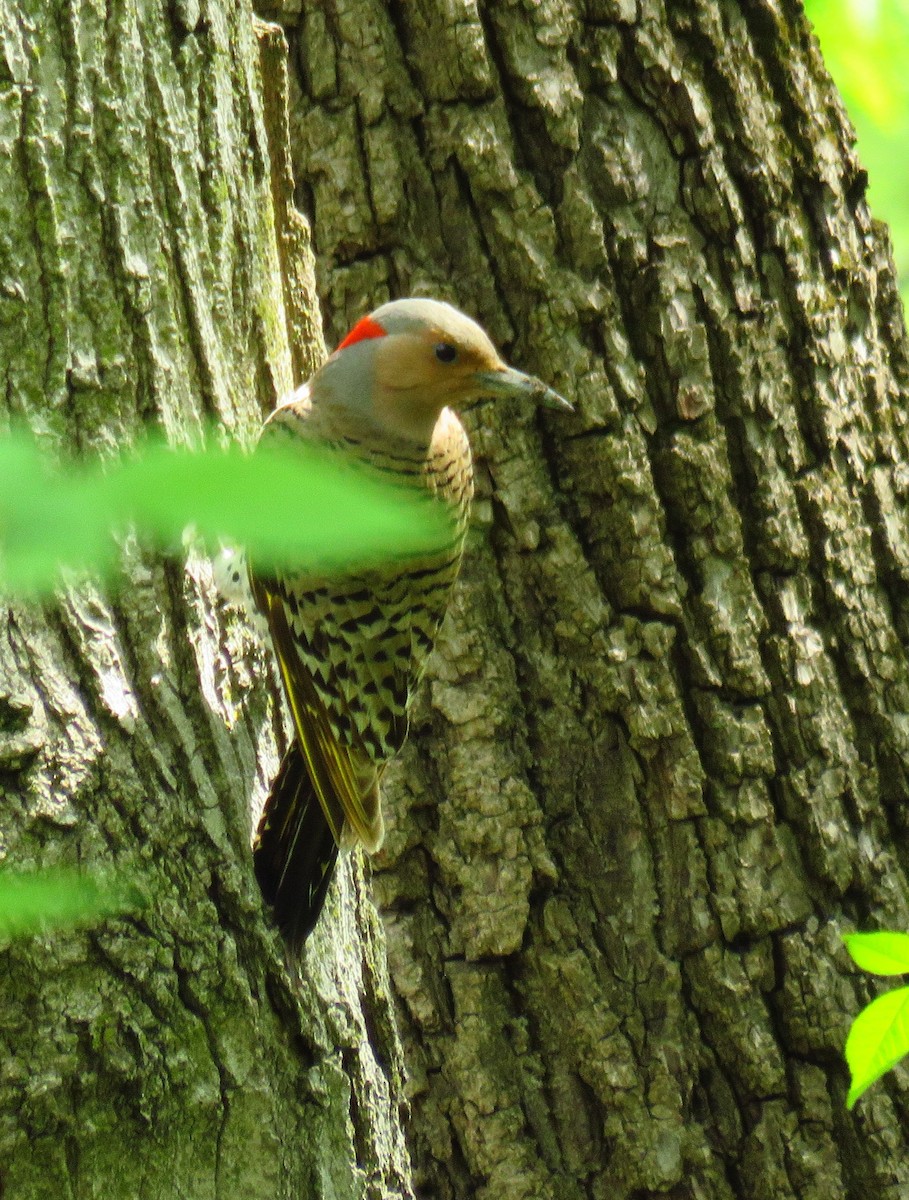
265;0;909;1198
0;3;413;1197
6;0;909;1197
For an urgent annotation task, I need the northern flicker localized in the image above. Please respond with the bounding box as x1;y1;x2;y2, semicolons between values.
250;298;571;950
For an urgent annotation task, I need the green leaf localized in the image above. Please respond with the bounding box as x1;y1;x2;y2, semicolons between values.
844;931;909;975
0;867;144;939
805;0;909;299
0;429;452;596
806;0;909;128
0;435;117;592
108;440;450;568
845;985;909;1107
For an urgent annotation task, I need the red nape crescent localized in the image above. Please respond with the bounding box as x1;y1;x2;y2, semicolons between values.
336;315;387;351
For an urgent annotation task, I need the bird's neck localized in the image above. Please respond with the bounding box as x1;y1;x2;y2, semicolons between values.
317;355;442;447
370;386;442;445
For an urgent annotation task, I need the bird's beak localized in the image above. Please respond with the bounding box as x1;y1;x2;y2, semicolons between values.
474;367;573;412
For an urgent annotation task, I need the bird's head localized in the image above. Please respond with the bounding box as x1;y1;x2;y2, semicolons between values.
318;298;572;442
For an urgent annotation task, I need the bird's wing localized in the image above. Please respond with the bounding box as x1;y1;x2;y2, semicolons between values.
250;573;383;850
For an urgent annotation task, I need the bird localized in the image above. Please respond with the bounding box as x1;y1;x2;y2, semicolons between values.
249;297;572;951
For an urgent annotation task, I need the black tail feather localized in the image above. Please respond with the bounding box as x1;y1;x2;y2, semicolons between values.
253;742;340;951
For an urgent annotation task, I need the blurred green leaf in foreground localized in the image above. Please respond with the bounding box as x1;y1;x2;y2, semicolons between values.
0;428;451;597
806;0;909;306
0;868;145;940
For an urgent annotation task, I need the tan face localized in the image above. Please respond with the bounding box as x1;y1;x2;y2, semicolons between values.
371;326;506;436
323;298;571;441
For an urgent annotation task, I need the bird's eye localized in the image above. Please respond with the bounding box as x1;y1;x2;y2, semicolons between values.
435;342;457;364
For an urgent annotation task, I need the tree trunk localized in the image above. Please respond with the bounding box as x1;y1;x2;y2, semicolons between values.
0;4;412;1197
275;1;909;1197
